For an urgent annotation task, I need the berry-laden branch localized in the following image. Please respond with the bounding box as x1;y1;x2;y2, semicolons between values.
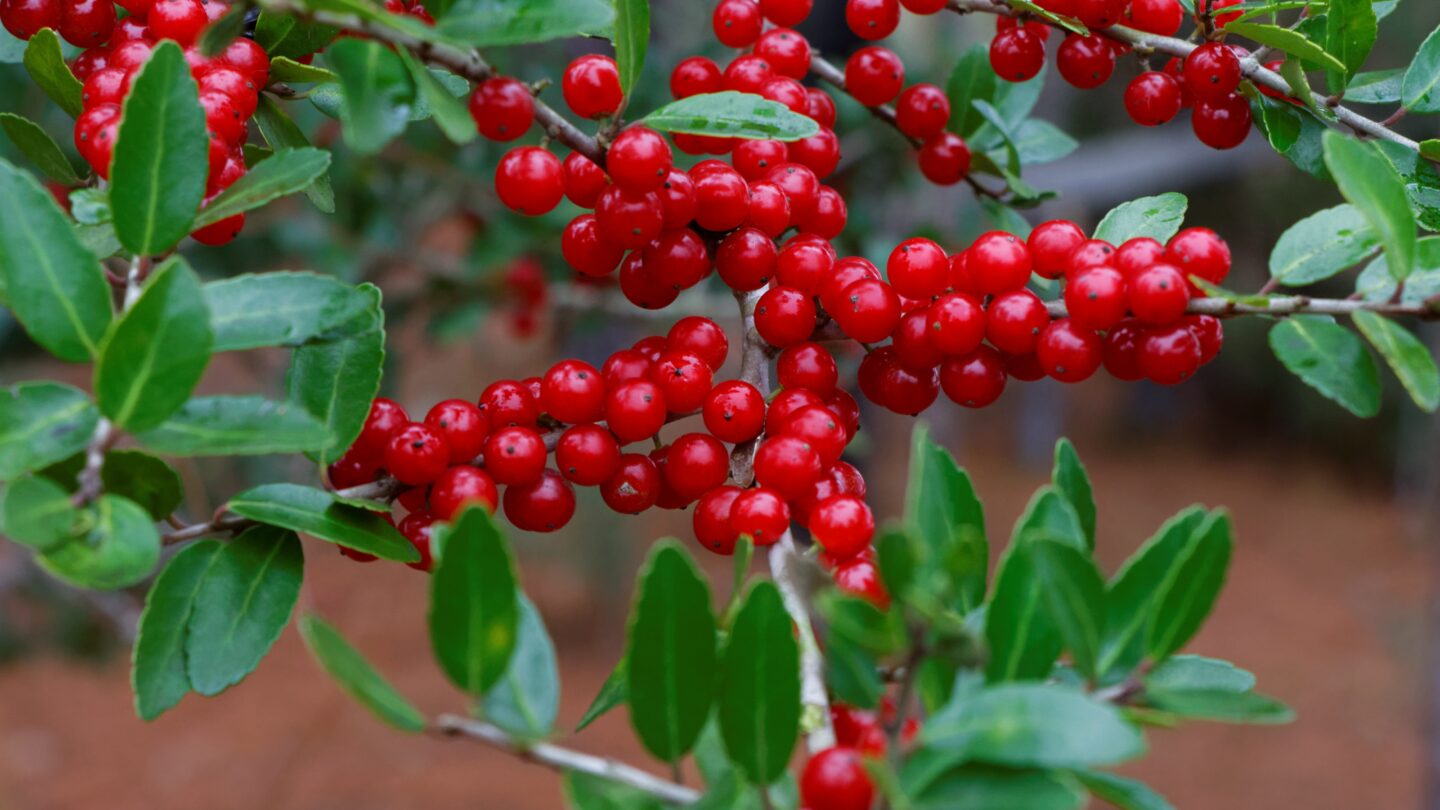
1047;292;1440;320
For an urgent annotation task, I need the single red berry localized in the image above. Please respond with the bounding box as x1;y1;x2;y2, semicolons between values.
562;214;625;277
397;513;437;572
755;285;818;347
198;66;258;118
664;432;729;501
657;168;698;229
692;164;750;232
940;345;1007;408
1128;263;1190;324
754;27;812;80
480;379;540;427
1186;314;1224;363
608;126;673;193
470;77;535;142
484;425;547;486
1128;0;1183;35
58;0;114;47
198;91;246;144
600;453;661;513
562;152;607;208
541;359;606;424
819;256;880;314
989;28;1046;82
900;0;946;12
844;46;904;106
760;0;812;25
606;380;668;444
766;388;824;436
834;558;889;609
430;466;499;520
1114;237;1166;279
1027;220;1087;279
716;227;778;292
1139;322;1202;384
1125;71;1183;126
917;132;972;185
809;494;874;559
806;87;838;128
894;83;951;140
1068;239;1118;275
862;347;939;415
778;404;848;466
562;54;622;119
147;0;208;45
745;180;793;237
703;380;767;443
670;55;722;99
504;469;576;532
787;127;840;179
733;139;790;181
1;0;60;39
385;423;450;486
1036;318;1103;383
1102;319;1146;381
775;241;834;294
643;227;713;291
731;487;791;546
927;292;986;356
723;53;774;94
425;399;489;463
355;397;410;459
83;67;131;110
667;316;730;371
1057;33;1115;89
619;252;680;311
1072;0;1125;27
845;0;899;40
886;237;949;300
650;350;714;414
833;278;901;344
1166;227;1231;286
1184;42;1241;104
1065;266;1128;331
496;146;564;216
969;231;1033;294
777;342;838;395
692;485;742;555
754;435;823;500
554;424;622;486
712;0;762;47
893;308;944;372
219;37;269;88
596;185;665;249
1192;92;1252;149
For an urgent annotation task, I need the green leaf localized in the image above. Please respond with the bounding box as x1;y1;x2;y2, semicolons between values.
326;38;415;155
135;395;331;456
1345;69;1404;104
109;41;208;255
1008;118;1078;166
192;147;333;228
228;483;417;561
1147;511;1233;660
1250;95;1329;179
0;158;112;362
613;0;648;96
254;11;339;60
1422;139;1440;162
1004;0;1087;32
38;494;160;590
429;507;520;695
1371;139;1440;233
204;272;371;352
576;658;628;731
923;683;1145;768
1322;0;1376;92
719;582;799;784
1268;315;1382;417
483;594;560;738
93;257;213;431
946;45;996;139
913;765;1086;810
395;50;476;144
1073;771;1174;810
69;188;110;224
100;450;182;520
825;631;884;709
285;283;386;464
1403;24;1440;113
1093;193;1188;246
1356;237;1440;301
1011;487;1085;550
1322;131;1416;282
131;539;223;720
254;96;335;213
1353;311;1440;412
298;614;426;732
1097;507;1207;679
23;29;82;117
1023;539;1105;680
1050;439;1094;549
985;536;1061;683
1144;655;1255;694
196;1;248;57
1223;21;1345;71
0;113;82;184
642;92;820;142
1268;204;1379;285
1144;688;1294;724
185;525;303;695
0;475;78;550
875;525;916;600
0;382;98;480
565;772;665;810
269;55;338;83
904;423;987;611
626;540;717;762
437;0;615;46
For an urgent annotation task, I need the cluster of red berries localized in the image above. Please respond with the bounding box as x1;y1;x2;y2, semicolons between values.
986;0;1268;150
798;697;922;810
2;0;269;245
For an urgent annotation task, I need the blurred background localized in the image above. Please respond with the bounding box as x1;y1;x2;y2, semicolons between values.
1;0;1438;807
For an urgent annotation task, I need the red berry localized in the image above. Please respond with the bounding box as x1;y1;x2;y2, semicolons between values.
670;56;722;99
1166;227;1231;286
643;227;712;291
1065;266;1128;330
702;380;764;443
1139;322;1202;384
1;0;60;39
198;66;258;118
562;54;622;119
650;350;714;414
895;83;951;140
385;423;450;486
58;0;114;47
480;379;540;427
470;77;534;141
845;0;899;40
763;162;820;220
893;308;943;372
667;316;730;371
606;380;668;443
356;397;410;459
1102;319;1146;381
424;399;489;463
82;67;130;109
806;88;838;128
731;487;791;546
147;0;207;45
619;252;679;311
603;348;654;387
596;185;664;249
503;469;576;532
555;424;622;486
496;146;564;215
693;485;742;554
917;133;972;185
755;285;818;347
562;153;607;208
927;293;986;356
1125;71;1183;126
787;128;840;179
886;237;949;300
809;495;874;559
733;139;789;181
398;512;437;572
1028;220;1087;279
608;126;673;193
1068;239;1118;274
713;0;762;47
1036;319;1102;382
760;0;811;25
1128;0;1183;35
724;53;774;94
601;453;661;513
1128;263;1190;324
562;214;625;277
844;46;904;106
834;558;889;608
541;359;606;424
753;435;823;499
1072;0;1125;27
941;345;1007;408
1184;42;1241;104
1057;33;1115;89
717;227;778;292
990;29;1045;83
777;342;838;395
1114;237;1166;279
692;164;750;231
969;231;1033;294
776;241;834;294
199;91;246;144
832;278;901;343
430;466;499;520
219;37;269;87
755;27;812;79
1186;314;1224;363
1192;92;1252;149
1207;0;1242;25
484;425;547;486
745;180;793;237
664;432;729;501
779;404;848;466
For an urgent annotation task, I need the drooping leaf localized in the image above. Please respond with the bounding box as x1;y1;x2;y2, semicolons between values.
298;614;427;732
1353;311;1440;412
1403;24;1440;113
437;0;615;46
192;147;333;228
576;657;628;731
284;283;385;464
325;37;415;154
0;474;78;550
1073;771;1174;810
718;582;800;784
100;450;182;520
642;92;820;141
1268;315;1381;417
227;483;417;561
135;395;331;456
131;540;224;720
1097;507;1207;679
0;382;98;480
429;507;520;695
0;113;82;184
1093;193;1188;246
904;423;987;611
254;96;335;213
37;494;160;590
483;594;560;738
1147;511;1233;660
1224;22;1345;71
612;0;649;96
1268;204;1379;285
922;683;1145;768
22;29;82;117
1322;131;1416;282
1050;438;1095;549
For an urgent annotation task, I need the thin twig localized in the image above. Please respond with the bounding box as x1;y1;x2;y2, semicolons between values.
1045;294;1440;320
770;531;836;753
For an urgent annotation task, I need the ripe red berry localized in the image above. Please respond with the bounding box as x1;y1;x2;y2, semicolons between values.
927;293;986;356
1036;319;1103;383
917;132;972;185
744;180;793;237
562;214;625;277
990;28;1046;82
833;278;902;343
643;227;712;291
732;487;792;547
596;185;665;249
753;435;823;499
893;308;943;372
834;557;890;609
561;153;607;209
355;397;410;459
844;46;905;106
1125;71;1183;127
608;126;673;193
503;469;576;532
1139;322;1203;384
713;0;762;47
668;316;730;371
755;27;813;79
198;66;258;118
664;433;729;501
861;347;939;415
606;380;668;444
470;77;534;141
1128;263;1190;324
425;399;489;463
480;379;540;427
1072;0;1125;27
1184;42;1241;104
755;285;818;347
716;227;778;292
555;424;622;486
1192;92;1252;149
430;466;499;520
385;423;450;486
1068;239;1118;274
670;56;722;99
619;253;679;311
806;88;838;128
809;495;874;559
562;54;622;119
940;345;1008;408
1187;314;1224;363
777;342;838;395
894;83;951;140
397;513;437;572
969;231;1033;294
775;241;834;294
59;0;114;47
601;453;661;513
650;350;714;414
723;53;775;94
1027;220;1086;279
1057;33;1115;89
732;139;789;181
147;0;208;45
1128;0;1183;35
219;38;269;88
787;128;840;179
1114;237;1166;279
900;0;946;12
541;359;606;424
692;164;750;231
496;146;564;215
1065;266;1128;330
886;237;949;300
484;425;547;486
779;404;848;466
1166;227;1231;286
1102;319;1146;381
1;0;60;39
760;0;812;24
703;380;766;443
692;485;742;554
1207;0;1242;25
845;0;899;39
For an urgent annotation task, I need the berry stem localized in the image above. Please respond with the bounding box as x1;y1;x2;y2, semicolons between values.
1046;294;1440;320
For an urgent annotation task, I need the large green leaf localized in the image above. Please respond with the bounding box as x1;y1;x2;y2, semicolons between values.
825;629;884;709
904;423;987;611
576;658;627;731
1353;311;1440;412
1093;193;1188;246
0;113;82;184
437;0;614;46
1322;131;1416;282
228;483;417;561
922;683;1144;768
254;96;335;213
0;382;98;480
93;257;214;431
131;539;224;720
1268;204;1379;285
1369;140;1440;233
1268;315;1381;417
1403;24;1440;113
285;283;385;464
1023;539;1105;680
483;594;560;738
100;450;182;519
192;147;332;228
22;29;82;117
1147;511;1233;660
0;158;112;362
109;41;207;254
612;0;649;96
626;540;717;762
299;614;426;732
37;494;160;590
186;525;304;695
1322;0;1376;92
1097;507;1207;679
135;395;330;456
429;507;520;695
1074;771;1174;810
642;92;820;142
0;474;78;550
718;582;799;785
1050;439;1094;549
205;272;370;352
985;536;1061;683
325;38;415;155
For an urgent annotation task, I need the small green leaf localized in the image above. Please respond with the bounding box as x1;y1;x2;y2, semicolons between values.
228;483;417;561
1007;118;1078;166
1144;655;1255;694
326;37;415;154
100;450;182;520
626;540;717;762
69;188;110;224
1356;237;1440;302
135;395;331;456
986;536;1061;683
1011;487;1085;550
642;92;820;142
186;525;303;696
1353;311;1440;412
192;147;333;228
436;0;615;46
483;594;560;739
204;272;371;352
1268;204;1379;285
904;423;987;611
1004;0;1086;32
1402;24;1440;113
131;540;223;720
1073;771;1174;810
1224;21;1346;71
1050;439;1095;549
285;283;386;465
719;582;799;785
1097;507;1207;679
0;382;99;480
0;158;112;362
93;257;214;431
825;631;884;709
1147;511;1233;660
1023;539;1105;681
613;0;649;96
0;475;78;550
254;96;335;213
23;29;82;117
576;657;627;731
946;45;996;139
922;683;1145;768
1268;315;1382;417
268;55;338;83
1345;69;1405;104
1144;688;1294;724
874;525;916;600
254;11;338;60
298;614;427;732
1322;0;1376;92
0;112;81;184
396;50;476;144
1093;193;1188;246
109;41;208;255
38;494;160;590
429;507;520;695
1322;131;1417;282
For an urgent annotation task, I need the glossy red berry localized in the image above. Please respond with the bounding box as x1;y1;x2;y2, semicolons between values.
777;342;838;395
670;56;722;99
1114;237;1166;279
833;278;902;344
927;293;986;356
619;252;680;311
147;0;208;45
1072;0;1125;27
1027;220;1087;279
643;227;712;291
650;350;714;414
940;345;1007;408
1057;34;1115;89
755;285;818;347
667;316;729;371
355;397;410;459
1065;266;1128;330
219;38;269;88
424;399;489;463
917;133;972;185
58;0;114;47
886;237;949;300
1;0;61;39
664;433;729;501
1036;319;1103;383
1187;314;1224;363
894;83;950;140
1128;263;1190;324
385;423;450;486
562;214;625;277
845;0;899;40
541;359;606;424
703;380;766;443
990;28;1046;82
716;227;778;292
760;0;812;25
713;0;762;47
969;231;1033;294
480;380;540;428
834;558;890;609
1166;227;1231;286
555;424;622;486
430;466;499;520
1192;92;1252;149
397;513;437;572
608;126;673;193
893;308;943;372
470;77;534;141
1102;319;1146;381
496;146;564;215
1128;0;1183;35
484;425;547;486
693;485;742;554
562;54;622;119
731;487;791;546
692;164;750;231
755;27;812;80
809;495;874;559
504;469;576;532
753;435;823;499
844;47;904;107
601;453;661;513
1139;322;1203;384
1184;42;1241;104
606;380;668;444
1125;71;1183;126
596;186;665;249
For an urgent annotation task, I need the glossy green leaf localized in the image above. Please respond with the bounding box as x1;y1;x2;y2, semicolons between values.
1371;139;1440;233
131;540;223;720
1268;204;1379;285
192;147;332;228
135;395;330;456
299;614;427;732
1011;487;1085;550
1093;193;1188;246
1009;118;1078;166
946;44;996;139
1323;0;1376;92
1097;507;1206;678
1353;311;1440;412
110;41;207;254
1147;511;1233;660
923;683;1145;767
68;188;110;224
613;0;648;96
483;594;560;738
186;525;303;695
228;483;417;561
642;92;819;141
396;50;476;144
1250;94;1329;179
913;766;1086;810
0;474;78;550
326;38;415;155
253;11;338;60
429;507;519;695
0;113;81;184
269;55;337;83
1050;438;1095;549
719;582;799;784
0;158;112;362
1224;21;1344;71
1074;771;1174;810
875;525;916;600
904;423;987;611
626;540;717;762
576;658;628;731
986;537;1061;683
824;630;884;709
254;96;335;213
100;450;182;520
23;29;82;117
1144;688;1294;724
1345;68;1404;104
1024;539;1105;680
38;494;160;590
204;272;371;352
1403;24;1440;113
285;283;385;464
1322;131;1416;281
0;382;98;480
437;0;614;46
1268;315;1381;417
93;257;214;431
1356;237;1440;302
1144;655;1255;694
